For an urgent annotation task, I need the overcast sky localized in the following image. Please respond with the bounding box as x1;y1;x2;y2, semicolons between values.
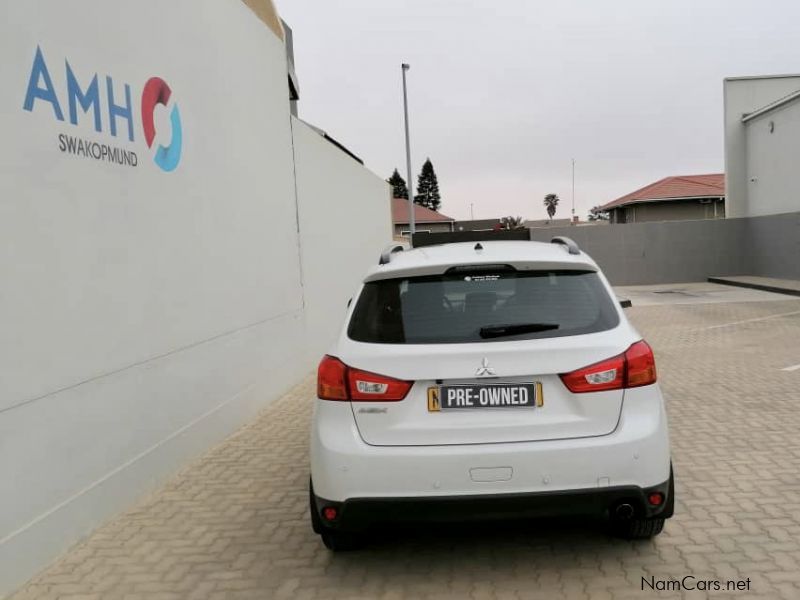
277;0;800;221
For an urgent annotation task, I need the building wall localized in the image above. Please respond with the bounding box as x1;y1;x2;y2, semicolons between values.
746;211;800;280
724;75;800;217
454;218;501;231
292;117;392;361
534;212;800;285
394;222;453;237
525;218;574;228
532;218;751;285
744;100;800;217
611;200;724;224
0;1;389;595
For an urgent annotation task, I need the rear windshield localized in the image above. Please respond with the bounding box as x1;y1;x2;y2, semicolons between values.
348;269;619;344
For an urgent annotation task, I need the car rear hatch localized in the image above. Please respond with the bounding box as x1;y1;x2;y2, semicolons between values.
342;266;631;447
341;334;626;446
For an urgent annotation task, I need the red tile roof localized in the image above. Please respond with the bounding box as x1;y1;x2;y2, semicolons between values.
600;174;725;210
392;197;454;224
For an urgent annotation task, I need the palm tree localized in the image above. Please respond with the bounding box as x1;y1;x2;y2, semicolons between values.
543;193;560;222
500;215;524;230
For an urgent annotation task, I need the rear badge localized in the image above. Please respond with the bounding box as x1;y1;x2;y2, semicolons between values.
475;357;496;377
357;407;388;414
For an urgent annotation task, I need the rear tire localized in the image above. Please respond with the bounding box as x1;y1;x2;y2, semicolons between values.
309;482;322;534
613;464;674;539
662;466;675;518
320;529;365;551
612;517;665;539
310;480;364;550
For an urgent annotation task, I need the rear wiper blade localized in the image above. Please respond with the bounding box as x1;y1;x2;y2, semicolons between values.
479;323;559;339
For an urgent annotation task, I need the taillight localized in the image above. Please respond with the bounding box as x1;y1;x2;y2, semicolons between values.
559;340;657;393
624;340;657;388
317;355;348;400
348;368;412;401
559;354;625;393
317;355;412;401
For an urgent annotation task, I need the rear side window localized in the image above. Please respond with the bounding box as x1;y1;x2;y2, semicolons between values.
348;269;620;344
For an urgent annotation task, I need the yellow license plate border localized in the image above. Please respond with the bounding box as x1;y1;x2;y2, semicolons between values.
427;381;543;412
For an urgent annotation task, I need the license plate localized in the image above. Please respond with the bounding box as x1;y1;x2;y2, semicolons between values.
428;382;542;412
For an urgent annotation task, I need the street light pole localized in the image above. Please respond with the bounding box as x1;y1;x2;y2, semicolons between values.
571;158;576;224
401;63;415;237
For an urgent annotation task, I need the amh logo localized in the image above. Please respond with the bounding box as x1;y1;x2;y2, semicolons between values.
22;46;183;172
141;78;182;172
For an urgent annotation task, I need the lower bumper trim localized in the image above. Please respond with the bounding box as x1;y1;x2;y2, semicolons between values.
314;477;673;532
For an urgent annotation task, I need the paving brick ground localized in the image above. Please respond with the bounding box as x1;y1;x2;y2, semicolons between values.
9;298;800;599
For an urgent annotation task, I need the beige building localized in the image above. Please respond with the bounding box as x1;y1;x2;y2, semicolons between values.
600;174;725;224
392;197;455;237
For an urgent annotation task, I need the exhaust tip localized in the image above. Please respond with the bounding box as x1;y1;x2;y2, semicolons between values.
614;503;635;520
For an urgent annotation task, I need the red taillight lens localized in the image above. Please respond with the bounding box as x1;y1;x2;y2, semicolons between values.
317;355;348;400
347;367;412;401
559;354;625;393
317;356;412;402
559;340;657;393
624;340;657;388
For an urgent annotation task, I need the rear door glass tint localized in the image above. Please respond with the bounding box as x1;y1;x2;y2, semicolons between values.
348;269;619;344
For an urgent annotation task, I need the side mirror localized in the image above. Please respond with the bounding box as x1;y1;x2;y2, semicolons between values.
347;298;352;308
619;298;632;309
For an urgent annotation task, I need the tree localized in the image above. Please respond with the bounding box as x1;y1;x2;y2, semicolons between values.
387;168;408;199
588;205;610;221
543;193;560;221
414;158;441;211
500;216;525;230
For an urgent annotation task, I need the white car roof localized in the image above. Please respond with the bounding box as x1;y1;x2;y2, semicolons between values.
364;241;599;282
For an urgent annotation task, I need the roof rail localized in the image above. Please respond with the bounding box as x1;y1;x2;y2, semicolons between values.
550;236;580;255
379;242;409;265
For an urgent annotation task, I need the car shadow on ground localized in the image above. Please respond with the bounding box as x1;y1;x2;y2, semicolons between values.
323;516;656;570
309;517;660;599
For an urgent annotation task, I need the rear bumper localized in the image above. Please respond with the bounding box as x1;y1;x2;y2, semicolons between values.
313;476;673;532
310;385;671;502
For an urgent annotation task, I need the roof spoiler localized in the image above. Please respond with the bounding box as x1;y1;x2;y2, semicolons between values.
550;236;580;255
412;229;531;248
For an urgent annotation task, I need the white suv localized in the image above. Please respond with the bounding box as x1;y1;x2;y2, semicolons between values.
310;236;673;550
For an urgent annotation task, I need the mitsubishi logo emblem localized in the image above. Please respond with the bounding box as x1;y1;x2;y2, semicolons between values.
476;357;496;377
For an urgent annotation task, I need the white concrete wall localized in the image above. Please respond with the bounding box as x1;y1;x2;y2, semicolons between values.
723;75;800;217
0;1;390;595
291;118;392;362
744;100;800;217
